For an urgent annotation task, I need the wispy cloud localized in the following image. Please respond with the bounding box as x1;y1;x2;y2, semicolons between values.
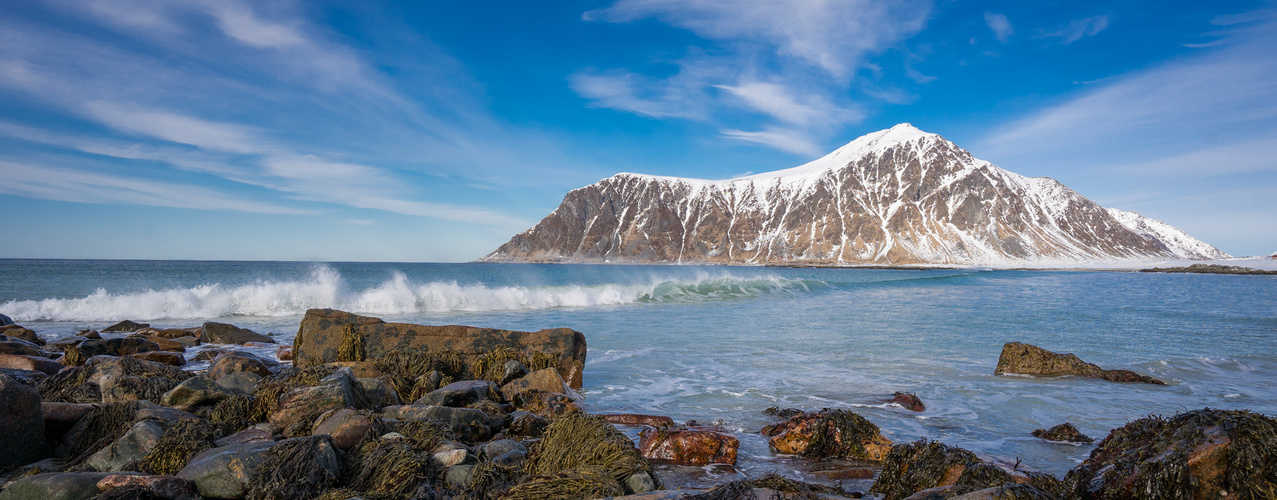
1040;15;1110;44
576;0;933;155
984;13;1013;43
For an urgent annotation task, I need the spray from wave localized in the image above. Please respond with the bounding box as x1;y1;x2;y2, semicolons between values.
0;265;828;322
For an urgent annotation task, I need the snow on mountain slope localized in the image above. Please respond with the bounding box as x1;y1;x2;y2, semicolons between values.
1105;208;1230;260
483;124;1228;265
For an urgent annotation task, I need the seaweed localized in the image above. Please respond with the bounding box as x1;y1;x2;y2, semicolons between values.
347;439;437;498
39;357;190;404
246;435;343;500
61;401;142;468
200;394;264;433
88;487;165;500
503;467;625;500
525;412;657;488
687;480;756;500
749;473;847;496
61;345;86;367
458;462;523;500
803;409;884;460
129;418;217;475
38;365;96;403
373;351;469;403
336;324;366;363
395;418;457;452
870;439;982;500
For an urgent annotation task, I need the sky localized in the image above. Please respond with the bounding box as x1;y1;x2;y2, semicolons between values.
0;0;1274;261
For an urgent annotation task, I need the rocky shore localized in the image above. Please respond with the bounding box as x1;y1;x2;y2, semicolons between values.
1139;263;1277;275
1;311;1275;499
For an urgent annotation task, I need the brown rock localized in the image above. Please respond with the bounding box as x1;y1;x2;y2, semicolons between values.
206;351;272;380
101;320;150;333
192;349;229;362
0;340;49;357
811;467;877;480
417;380;500;407
130;351;186;366
0;374;50;469
128;334;186;352
0;324;44;345
890;392;926;412
42;402;98;423
638;426;739;465
761;408;892;461
201;321;274;345
511;390;580;419
293;308;587;389
97;474;194;499
138;327;202;340
268;369;362;437
602;414;676;427
214;427;275;447
0;353;64;375
323;361;381;378
994;342;1165;384
276;345;293;361
1031;422;1093;443
171;336;200;348
312;408;372;450
77;337;163;358
500;367;573;399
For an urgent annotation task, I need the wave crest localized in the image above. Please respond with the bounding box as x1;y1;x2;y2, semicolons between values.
0;266;823;322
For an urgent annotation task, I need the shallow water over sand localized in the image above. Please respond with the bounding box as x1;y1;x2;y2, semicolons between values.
4;260;1275;484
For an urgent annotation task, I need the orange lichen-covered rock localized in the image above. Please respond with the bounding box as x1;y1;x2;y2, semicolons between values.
761;408;892;461
638;426;739;465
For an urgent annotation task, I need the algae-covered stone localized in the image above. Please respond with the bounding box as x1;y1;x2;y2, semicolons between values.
76;338;163;359
994;342;1165;384
761;408;892;461
1031;422;1093;444
293;309;587;389
638;427;739;465
85;420;166;472
0;325;43;346
102;321;150;333
0;374;50;469
206;351;272;380
1063;408;1277;499
500;367;573;400
383;404;493;442
0;472;131;500
415;380;499;407
175;440;275;499
201;322;274;345
869;439;1061;500
312;408;372;450
160;375;235;411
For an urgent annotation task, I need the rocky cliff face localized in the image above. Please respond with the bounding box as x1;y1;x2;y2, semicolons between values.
483;124;1227;265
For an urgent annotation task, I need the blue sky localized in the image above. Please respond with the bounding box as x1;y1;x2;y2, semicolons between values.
0;0;1274;261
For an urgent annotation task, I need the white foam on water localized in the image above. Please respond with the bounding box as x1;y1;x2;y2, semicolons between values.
0;265;826;322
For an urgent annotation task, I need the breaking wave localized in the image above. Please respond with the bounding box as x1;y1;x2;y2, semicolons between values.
0;266;828;322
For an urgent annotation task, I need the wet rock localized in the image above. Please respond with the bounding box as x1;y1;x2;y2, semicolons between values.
78;338;163;359
1063;408;1277;499
214;371;261;395
500;367;574;400
357;376;399;408
96;474;193;499
602;413;676;427
0;367;47;385
293;308;587;388
511;390;580;419
477;439;526;461
639;426;740;465
176;440;275;499
276;345;293;361
171;336;200;349
0;353;64;375
130;351;186;366
78;330;101;339
507;410;548;437
763;406;805;419
102;320;150;333
160;376;234;411
870;439;1059;500
85;420;166;472
1031;423;1092;444
324;361;382;378
433;448;468;467
500;359;528;384
891;392;926;412
200;322;274;345
383;404;493;442
136;328;200;340
0;340;49;358
213;427;274;447
43;402;98;424
946;484;1060;500
206;351;272;380
312;408;372;450
812;467;877;480
994;342;1165;385
268;368;363;437
0;374;50;469
625;471;658;495
127;334;186;352
191;349;228;362
761;408;892;461
445;464;475;488
0;472;131;500
416;380;500;407
0;313;10;326
0;325;43;346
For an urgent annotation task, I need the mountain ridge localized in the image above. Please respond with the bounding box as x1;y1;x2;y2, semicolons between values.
483;124;1228;265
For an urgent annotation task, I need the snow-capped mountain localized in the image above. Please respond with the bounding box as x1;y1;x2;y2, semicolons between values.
483;124;1228;265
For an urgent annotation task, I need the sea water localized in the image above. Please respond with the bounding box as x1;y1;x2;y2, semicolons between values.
2;259;1275;486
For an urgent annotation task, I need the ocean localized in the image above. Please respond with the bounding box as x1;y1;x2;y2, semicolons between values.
2;259;1275;487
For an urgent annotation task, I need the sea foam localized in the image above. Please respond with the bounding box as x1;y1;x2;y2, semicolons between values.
0;265;822;322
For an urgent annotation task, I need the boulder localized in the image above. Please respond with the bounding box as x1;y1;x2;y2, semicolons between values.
511;390;580;419
293;308;587;388
214;371;261;395
268;368;364;436
0;367;47;385
85;420;166;472
1063;409;1277;499
760;408;892;461
0;325;43;346
322;361;381;378
624;471;658;495
383;404;493;442
276;345;293;361
214;427;274;447
191;349;228;362
432;448;468;467
72;338;163;365
0;313;10;326
602;414;676;427
127;334;186;352
357;377;400;408
137;328;201;340
102;321;149;333
1031;422;1092;443
160;376;235;411
0;374;50;469
200;322;274;345
0;472;131;500
206;351;272;380
500;367;574;399
43;402;98;424
176;440;275;499
96;474;193;499
92;358;192;404
171;336;200;349
0;340;48;357
476;439;526;462
416;380;500;407
0;353;64;375
994;342;1165;384
130;351;186;366
507;410;548;437
638;426;739;465
500;359;528;384
891;392;926;412
870;439;1062;500
311;408;372;450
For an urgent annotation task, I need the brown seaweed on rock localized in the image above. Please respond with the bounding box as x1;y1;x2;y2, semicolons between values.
128;418;217;475
346;438;438;499
868;439;1053;500
524;412;657;487
374;351;469;402
503;467;625;500
61;401;143;467
88;487;166;500
246;435;344;500
458;462;523;500
1064;408;1277;500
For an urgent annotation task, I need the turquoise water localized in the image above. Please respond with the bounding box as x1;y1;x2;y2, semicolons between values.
2;259;1275;484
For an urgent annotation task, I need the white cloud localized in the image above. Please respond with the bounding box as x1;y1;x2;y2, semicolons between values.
85;101;264;154
715;81;857;126
569;69;708;120
984;13;1013;43
1041;15;1109;44
720;127;822;156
